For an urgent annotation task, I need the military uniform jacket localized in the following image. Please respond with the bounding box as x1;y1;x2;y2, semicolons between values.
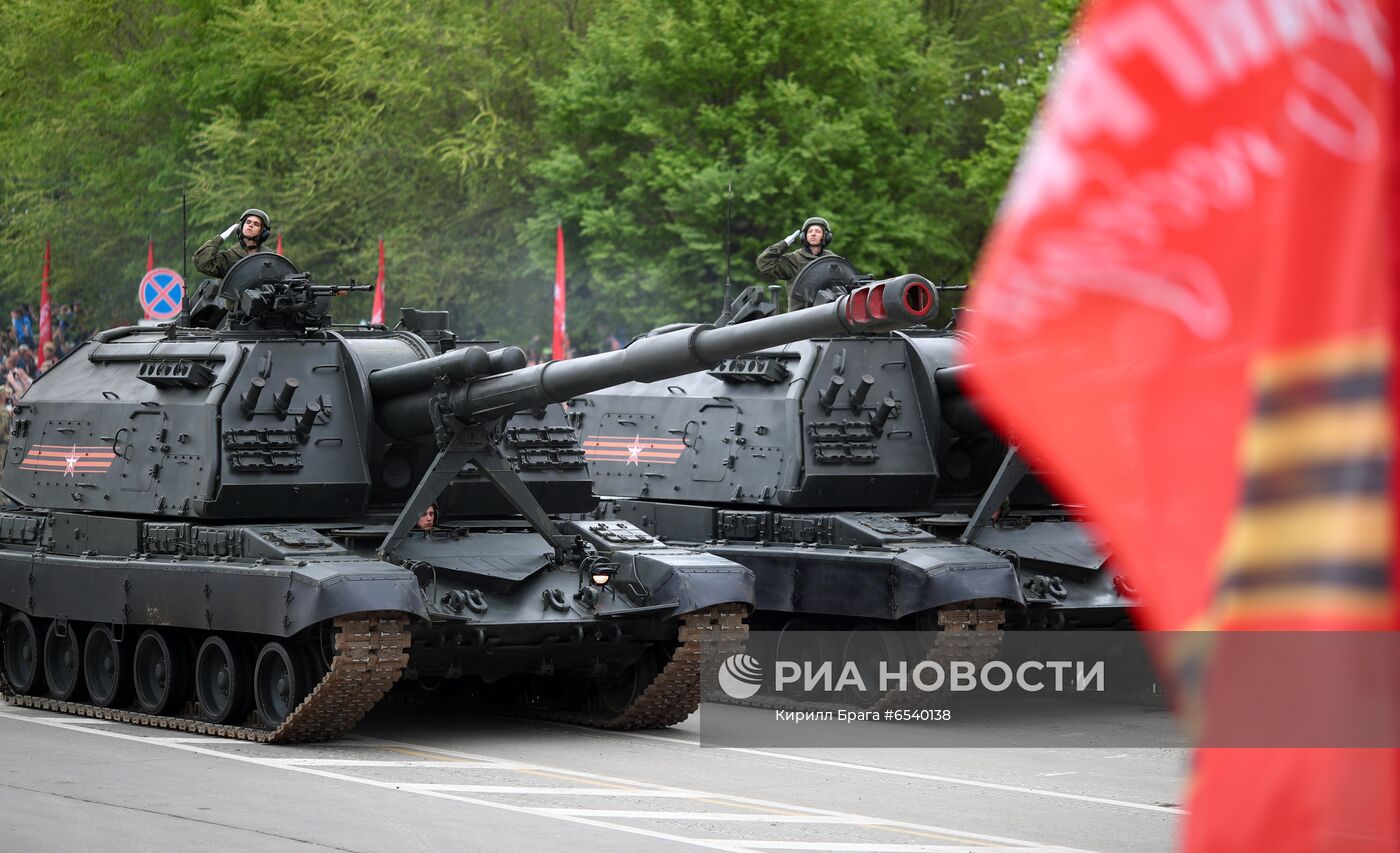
193;236;264;278
757;242;831;309
755;241;826;282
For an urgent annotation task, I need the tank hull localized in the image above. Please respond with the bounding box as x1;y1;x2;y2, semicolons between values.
0;512;752;738
604;501;1129;630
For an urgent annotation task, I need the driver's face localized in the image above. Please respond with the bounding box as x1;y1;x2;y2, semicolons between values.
805;225;825;248
416;506;436;531
241;217;264;240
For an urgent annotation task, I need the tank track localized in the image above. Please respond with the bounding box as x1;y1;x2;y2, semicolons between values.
0;612;410;744
707;602;1005;713
464;604;749;730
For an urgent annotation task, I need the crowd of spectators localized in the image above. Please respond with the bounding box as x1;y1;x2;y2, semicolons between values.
522;326;627;366
1;302;92;448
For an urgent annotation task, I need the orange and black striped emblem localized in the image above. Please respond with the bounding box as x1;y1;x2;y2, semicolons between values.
1210;334;1393;626
18;444;119;478
582;434;686;466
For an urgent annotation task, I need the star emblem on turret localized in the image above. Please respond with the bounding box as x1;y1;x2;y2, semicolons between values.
626;435;645;465
63;445;79;477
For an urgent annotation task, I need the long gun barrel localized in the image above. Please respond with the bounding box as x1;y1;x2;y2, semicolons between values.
375;275;935;437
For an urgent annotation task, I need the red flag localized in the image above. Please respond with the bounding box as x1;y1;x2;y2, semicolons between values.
37;239;51;371
965;2;1398;850
146;238;154;273
552;223;569;360
276;232;283;256
371;237;385;326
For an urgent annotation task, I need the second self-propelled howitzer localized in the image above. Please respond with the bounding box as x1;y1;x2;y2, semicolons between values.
574;255;1134;704
0;252;935;741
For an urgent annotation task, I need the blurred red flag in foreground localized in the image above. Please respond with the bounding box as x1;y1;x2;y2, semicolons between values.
371;237;385;326
964;1;1398;850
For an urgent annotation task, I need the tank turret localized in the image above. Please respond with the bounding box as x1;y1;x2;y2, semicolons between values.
0;252;936;740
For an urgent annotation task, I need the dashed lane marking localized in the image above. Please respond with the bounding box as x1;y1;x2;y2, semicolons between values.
0;709;1088;852
728;840;1052;845
349;733;1090;850
533;810;901;823
559;725;1186;816
399;786;709;797
264;759;506;768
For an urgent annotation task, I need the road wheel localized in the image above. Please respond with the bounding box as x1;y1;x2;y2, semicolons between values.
43;621;85;701
593;647;662;716
2;613;45;695
840;623;907;707
83;625;132;708
254;641;311;727
195;636;253;724
133;629;191;715
773;617;835;700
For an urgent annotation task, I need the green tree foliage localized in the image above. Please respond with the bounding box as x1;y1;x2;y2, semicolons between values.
530;0;966;340
0;0;226;326
0;0;1074;348
185;0;594;339
954;0;1081;227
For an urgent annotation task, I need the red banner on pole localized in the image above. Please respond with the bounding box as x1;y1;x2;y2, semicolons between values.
964;2;1398;850
371;237;385;326
37;239;52;372
276;232;283;256
146;238;154;274
552;223;568;361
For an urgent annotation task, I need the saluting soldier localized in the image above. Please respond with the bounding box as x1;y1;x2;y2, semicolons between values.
756;216;833;310
193;208;272;278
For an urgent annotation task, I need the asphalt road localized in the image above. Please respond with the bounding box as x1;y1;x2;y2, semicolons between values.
0;701;1186;853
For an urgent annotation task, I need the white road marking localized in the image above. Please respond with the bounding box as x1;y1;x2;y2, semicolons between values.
577;726;1186;816
265;758;506;768
149;737;389;746
397;785;707;797
728;840;1052;845
0;711;750;852
1037;772;1077;778
0;709;1083;852
534;810;898;823
733;840;1052;845
351;734;1093;850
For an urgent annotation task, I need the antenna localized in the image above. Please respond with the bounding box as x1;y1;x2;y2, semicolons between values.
181;192;188;284
717;180;735;326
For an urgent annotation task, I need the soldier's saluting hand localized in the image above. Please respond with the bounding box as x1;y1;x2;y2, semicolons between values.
756;216;833;310
194;208;272;278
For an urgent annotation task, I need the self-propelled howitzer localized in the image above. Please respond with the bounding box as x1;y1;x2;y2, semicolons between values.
574;256;1133;690
0;252;935;741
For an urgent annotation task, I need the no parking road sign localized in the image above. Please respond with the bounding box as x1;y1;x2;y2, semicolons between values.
140;268;184;321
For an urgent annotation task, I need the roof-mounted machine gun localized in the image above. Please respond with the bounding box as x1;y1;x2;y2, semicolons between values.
184;254;373;330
